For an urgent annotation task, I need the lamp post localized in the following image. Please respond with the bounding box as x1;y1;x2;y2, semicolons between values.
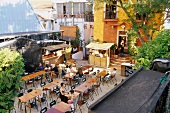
121;24;126;34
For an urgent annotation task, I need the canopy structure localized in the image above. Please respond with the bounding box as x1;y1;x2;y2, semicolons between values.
86;42;114;50
87;42;114;68
29;0;52;9
0;30;64;39
42;43;70;51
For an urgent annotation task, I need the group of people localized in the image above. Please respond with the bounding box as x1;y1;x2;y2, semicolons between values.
104;68;117;81
114;37;125;58
36;61;118;111
114;45;124;58
37;63;59;78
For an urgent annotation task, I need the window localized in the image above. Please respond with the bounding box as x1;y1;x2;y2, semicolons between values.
105;0;117;19
136;13;147;20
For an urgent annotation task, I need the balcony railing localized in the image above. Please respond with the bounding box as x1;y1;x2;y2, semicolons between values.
84;14;94;22
104;11;118;20
53;14;85;18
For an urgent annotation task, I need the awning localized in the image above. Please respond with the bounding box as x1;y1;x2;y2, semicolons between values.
42;43;70;51
29;0;52;9
86;42;114;50
0;30;64;39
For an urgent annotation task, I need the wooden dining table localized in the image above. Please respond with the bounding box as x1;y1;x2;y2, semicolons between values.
59;64;66;69
64;92;80;99
64;72;77;86
86;78;97;83
29;89;43;97
81;65;93;71
19;89;43;113
19;89;43;103
22;71;46;81
96;70;108;81
43;83;56;90
64;72;76;79
51;79;63;86
19;93;35;103
46;102;71;113
74;81;93;93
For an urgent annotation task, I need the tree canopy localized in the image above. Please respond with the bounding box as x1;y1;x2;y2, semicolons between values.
134;29;170;69
0;48;24;113
95;0;170;44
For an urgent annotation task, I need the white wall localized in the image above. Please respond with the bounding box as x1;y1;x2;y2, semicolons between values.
72;51;83;60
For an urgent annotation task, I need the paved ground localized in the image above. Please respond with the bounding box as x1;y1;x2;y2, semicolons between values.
14;60;126;113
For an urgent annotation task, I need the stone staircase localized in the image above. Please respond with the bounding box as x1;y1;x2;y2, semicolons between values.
110;55;132;68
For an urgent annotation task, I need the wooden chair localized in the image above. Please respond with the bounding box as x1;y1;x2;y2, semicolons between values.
77;99;89;113
94;81;102;94
18;93;24;109
84;71;89;78
37;93;48;109
27;89;33;93
27;101;38;113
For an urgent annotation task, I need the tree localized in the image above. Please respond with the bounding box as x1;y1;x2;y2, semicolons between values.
134;29;170;69
0;48;24;113
95;0;170;44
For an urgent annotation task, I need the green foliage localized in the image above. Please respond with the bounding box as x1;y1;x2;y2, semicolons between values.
128;29;138;56
134;29;170;69
0;48;24;113
71;28;81;47
85;39;91;47
110;44;117;50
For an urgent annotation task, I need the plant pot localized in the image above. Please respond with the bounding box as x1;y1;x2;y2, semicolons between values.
78;46;81;51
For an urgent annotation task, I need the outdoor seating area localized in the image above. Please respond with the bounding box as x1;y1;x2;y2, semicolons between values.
14;59;126;113
1;1;170;113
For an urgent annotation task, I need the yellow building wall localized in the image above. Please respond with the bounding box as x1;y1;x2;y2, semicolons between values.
94;1;162;44
94;2;104;42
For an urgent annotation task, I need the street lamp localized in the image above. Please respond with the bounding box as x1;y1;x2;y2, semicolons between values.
121;24;126;34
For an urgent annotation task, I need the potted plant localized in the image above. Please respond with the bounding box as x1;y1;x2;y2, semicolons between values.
75;28;81;51
110;44;116;53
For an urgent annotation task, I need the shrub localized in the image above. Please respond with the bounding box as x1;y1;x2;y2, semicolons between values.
0;48;25;113
134;29;170;69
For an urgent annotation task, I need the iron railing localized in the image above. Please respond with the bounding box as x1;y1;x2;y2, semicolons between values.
84;14;94;22
104;11;118;20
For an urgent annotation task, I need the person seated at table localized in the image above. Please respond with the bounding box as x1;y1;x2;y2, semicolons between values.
110;68;117;82
66;65;71;73
53;64;59;78
37;62;44;71
111;68;117;76
68;89;75;110
103;72;111;81
77;67;83;78
60;83;69;103
44;64;51;71
69;65;77;73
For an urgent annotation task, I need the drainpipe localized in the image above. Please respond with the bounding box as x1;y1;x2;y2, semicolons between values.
64;15;66;26
72;16;74;26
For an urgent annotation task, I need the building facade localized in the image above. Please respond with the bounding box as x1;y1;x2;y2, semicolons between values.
52;0;94;42
93;0;163;47
94;1;130;48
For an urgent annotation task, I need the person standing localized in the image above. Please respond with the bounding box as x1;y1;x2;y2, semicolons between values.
114;45;119;59
120;45;124;58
